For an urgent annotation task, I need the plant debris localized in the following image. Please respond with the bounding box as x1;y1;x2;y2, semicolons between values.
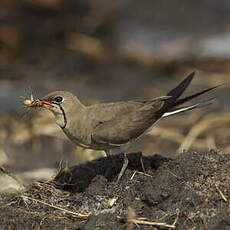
0;150;230;229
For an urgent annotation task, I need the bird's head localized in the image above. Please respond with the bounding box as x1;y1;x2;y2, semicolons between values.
38;91;84;128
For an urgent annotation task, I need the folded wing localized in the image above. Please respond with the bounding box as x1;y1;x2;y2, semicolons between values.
91;98;168;146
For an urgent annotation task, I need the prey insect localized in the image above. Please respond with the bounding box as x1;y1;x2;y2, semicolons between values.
23;92;54;109
23;93;42;107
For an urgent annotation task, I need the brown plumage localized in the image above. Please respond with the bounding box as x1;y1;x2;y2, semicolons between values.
25;72;219;182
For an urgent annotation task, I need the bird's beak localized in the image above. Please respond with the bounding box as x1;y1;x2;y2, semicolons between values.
39;100;54;109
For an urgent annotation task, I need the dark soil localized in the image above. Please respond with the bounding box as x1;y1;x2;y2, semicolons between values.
0;150;230;230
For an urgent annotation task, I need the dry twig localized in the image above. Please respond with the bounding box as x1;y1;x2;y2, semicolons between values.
21;195;90;218
117;216;176;228
130;171;153;180
178;113;230;153
215;184;228;202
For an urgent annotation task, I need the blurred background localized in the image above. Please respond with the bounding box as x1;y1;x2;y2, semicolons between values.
0;0;230;185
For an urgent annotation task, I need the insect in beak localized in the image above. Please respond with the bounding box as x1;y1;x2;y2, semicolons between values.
23;95;54;109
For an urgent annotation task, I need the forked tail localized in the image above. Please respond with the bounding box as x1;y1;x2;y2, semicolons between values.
158;72;221;118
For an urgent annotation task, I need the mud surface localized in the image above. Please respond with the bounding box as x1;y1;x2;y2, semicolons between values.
0;150;230;229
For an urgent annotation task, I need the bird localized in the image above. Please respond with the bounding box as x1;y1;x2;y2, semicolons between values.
24;72;219;183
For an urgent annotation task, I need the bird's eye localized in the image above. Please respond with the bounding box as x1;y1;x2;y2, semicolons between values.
53;96;64;103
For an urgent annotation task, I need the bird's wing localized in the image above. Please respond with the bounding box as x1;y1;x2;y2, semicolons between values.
91;98;167;146
92;71;219;147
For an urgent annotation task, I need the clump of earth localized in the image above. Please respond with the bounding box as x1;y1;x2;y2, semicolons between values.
0;150;229;230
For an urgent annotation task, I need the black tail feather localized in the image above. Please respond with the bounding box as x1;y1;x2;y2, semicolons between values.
156;71;221;119
158;72;195;115
167;72;195;99
173;85;221;107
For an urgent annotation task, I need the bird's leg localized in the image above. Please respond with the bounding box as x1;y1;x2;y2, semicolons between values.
104;149;114;179
139;152;146;173
105;149;129;183
116;152;129;183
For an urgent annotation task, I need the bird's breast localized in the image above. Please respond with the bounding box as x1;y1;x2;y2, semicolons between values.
62;127;112;150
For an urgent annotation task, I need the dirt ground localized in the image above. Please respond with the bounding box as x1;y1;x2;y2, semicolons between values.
0;150;229;230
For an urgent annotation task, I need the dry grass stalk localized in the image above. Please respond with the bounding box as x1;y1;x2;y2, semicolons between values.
215;184;228;202
21;195;90;218
178;113;230;153
117;216;176;228
130;171;153;180
148;126;184;143
206;134;217;150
